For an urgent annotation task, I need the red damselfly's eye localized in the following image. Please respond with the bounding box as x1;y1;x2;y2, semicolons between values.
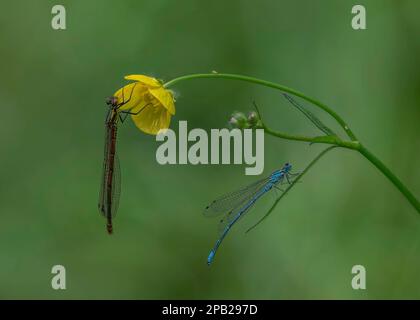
106;97;113;105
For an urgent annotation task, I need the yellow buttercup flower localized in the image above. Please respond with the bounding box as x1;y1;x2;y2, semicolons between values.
113;75;175;135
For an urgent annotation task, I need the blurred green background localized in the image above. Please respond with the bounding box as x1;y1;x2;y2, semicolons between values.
0;0;419;299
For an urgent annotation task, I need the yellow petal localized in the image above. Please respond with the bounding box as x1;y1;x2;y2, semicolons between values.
131;104;172;135
124;74;161;88
148;87;176;115
113;82;147;111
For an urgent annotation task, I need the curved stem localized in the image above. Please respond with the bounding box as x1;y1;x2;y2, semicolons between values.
358;144;420;213
164;73;358;141
165;73;419;213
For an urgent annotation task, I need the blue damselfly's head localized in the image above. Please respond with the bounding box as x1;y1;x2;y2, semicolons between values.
283;162;292;173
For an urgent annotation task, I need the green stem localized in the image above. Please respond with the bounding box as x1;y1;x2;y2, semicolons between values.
262;125;360;149
264;127;419;213
164;73;358;141
164;73;419;213
358;144;420;213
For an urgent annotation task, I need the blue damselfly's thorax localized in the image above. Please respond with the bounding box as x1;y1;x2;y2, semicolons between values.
282;162;292;173
269;162;292;184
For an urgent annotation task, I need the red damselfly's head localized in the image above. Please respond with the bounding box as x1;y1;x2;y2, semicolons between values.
106;96;119;108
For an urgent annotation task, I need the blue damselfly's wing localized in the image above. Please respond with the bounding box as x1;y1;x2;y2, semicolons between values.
283;94;336;136
215;173;297;235
216;198;258;235
215;183;277;235
203;176;270;217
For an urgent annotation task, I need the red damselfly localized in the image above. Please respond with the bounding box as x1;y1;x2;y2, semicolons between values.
98;83;148;234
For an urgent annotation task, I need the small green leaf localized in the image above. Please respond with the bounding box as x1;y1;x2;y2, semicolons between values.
283;94;336;136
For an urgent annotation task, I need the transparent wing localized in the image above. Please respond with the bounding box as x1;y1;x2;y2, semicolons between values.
283;94;336;136
216;188;268;235
98;122;110;217
111;153;121;218
216;174;296;235
98;118;120;219
98;168;107;216
203;176;270;217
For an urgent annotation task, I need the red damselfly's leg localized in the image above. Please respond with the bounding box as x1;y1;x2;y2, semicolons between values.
117;82;138;109
118;103;153;123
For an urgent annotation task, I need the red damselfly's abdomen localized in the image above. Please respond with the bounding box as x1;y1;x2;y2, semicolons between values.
107;223;113;234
